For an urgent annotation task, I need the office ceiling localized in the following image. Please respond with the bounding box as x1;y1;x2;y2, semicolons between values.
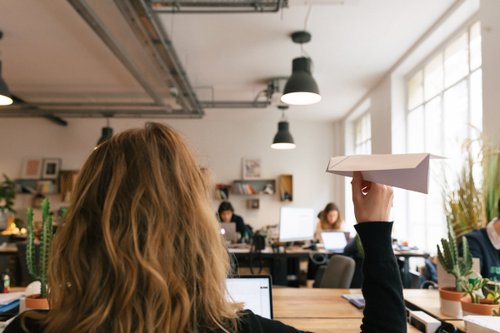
0;0;455;122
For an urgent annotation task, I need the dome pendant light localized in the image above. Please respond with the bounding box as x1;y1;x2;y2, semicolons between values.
0;31;13;106
96;117;114;146
271;105;296;150
281;31;321;106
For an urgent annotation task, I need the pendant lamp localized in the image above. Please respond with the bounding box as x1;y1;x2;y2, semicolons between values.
281;31;321;106
96;118;114;146
0;61;13;106
271;105;296;150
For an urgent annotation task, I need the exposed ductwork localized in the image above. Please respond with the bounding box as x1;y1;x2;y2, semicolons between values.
150;0;287;14
0;0;284;121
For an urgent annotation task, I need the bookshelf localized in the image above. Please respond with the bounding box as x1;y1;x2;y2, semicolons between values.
232;179;276;196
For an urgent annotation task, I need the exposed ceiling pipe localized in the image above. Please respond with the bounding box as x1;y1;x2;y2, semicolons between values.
67;0;168;108
10;95;68;126
1;0;282;120
118;0;204;115
150;0;287;14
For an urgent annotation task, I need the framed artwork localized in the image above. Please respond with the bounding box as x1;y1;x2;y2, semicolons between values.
242;157;261;179
41;158;61;179
21;159;42;179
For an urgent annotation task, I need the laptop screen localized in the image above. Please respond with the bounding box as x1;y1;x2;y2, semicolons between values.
321;231;348;253
225;275;273;319
220;223;238;243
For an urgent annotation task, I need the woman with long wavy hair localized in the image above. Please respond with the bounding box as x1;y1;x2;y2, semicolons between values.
6;123;405;333
314;202;344;241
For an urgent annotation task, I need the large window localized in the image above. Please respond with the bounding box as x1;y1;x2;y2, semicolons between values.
354;113;371;155
405;21;482;252
345;112;372;234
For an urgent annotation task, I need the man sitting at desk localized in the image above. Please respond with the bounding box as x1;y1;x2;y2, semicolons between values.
218;201;247;240
464;199;500;280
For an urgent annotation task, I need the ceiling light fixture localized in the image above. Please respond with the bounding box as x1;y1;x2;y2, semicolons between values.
96;118;114;146
281;31;321;106
271;105;296;150
0;31;13;106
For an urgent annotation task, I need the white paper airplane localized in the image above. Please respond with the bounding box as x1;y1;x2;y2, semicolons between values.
325;153;444;194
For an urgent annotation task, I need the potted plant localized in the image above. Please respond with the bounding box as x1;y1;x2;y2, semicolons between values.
24;198;53;310
460;277;500;316
445;138;500;239
0;174;16;230
436;219;473;317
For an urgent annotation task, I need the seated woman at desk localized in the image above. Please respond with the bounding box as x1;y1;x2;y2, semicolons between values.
218;201;247;239
314;202;344;241
6;123;405;333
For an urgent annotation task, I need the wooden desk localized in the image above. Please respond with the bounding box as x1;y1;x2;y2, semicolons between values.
274;288;362;319
404;289;457;320
273;288;420;332
404;289;466;332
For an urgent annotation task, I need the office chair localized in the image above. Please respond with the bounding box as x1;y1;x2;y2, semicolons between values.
313;255;356;288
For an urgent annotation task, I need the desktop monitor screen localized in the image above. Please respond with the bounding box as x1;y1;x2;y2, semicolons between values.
278;207;315;242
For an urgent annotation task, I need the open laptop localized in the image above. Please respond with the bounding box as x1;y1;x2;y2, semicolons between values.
225;275;273;319
220;223;238;243
321;231;349;253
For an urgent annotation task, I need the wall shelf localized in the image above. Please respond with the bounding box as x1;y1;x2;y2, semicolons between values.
232;179;276;196
278;174;293;201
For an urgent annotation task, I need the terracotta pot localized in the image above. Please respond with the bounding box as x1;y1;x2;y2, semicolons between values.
24;294;49;310
460;295;498;316
439;287;463;318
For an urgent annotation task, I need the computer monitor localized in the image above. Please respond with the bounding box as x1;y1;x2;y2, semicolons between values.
278;207;315;242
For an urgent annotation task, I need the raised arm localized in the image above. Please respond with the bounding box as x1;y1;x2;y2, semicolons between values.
351;172;406;333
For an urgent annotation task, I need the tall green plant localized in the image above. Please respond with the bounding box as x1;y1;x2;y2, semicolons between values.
437;220;473;291
26;198;53;298
445;138;500;239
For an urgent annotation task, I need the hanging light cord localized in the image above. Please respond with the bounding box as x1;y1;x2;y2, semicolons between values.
300;4;313;58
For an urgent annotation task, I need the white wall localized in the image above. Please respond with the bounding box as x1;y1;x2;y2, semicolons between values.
480;0;500;141
0;108;337;230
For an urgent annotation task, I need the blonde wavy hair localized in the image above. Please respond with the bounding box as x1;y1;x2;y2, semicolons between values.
37;123;240;332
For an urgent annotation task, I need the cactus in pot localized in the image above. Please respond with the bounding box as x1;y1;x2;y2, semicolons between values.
26;198;53;299
436;219;473;292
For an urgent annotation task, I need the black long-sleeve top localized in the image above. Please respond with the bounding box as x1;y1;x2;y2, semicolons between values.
5;222;406;333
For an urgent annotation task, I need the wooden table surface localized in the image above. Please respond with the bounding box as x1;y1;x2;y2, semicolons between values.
404;289;459;320
273;288;363;319
273;288;420;332
404;289;467;332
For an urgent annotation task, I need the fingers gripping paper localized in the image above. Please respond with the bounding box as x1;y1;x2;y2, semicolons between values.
325;153;443;194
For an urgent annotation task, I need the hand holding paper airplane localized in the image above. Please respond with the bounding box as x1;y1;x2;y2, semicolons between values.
326;153;443;194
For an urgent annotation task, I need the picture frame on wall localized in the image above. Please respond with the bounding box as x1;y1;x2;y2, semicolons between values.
242;157;261;179
41;158;61;179
21;159;43;179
